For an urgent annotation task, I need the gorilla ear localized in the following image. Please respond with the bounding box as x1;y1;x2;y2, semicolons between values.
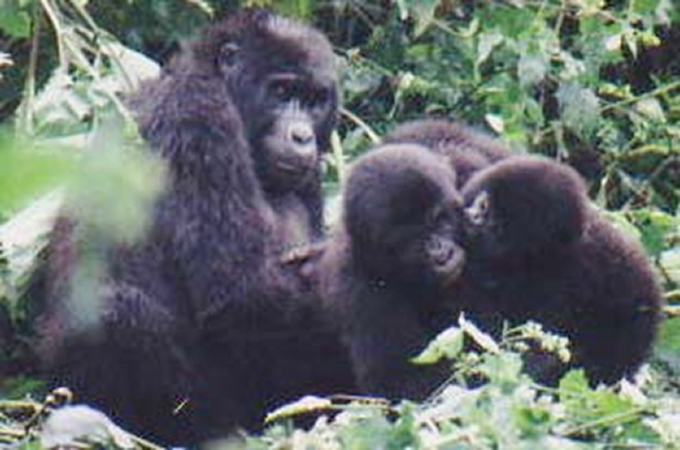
218;42;241;73
465;191;490;226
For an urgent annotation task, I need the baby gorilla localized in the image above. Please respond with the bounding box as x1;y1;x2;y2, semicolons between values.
460;156;663;385
314;143;466;399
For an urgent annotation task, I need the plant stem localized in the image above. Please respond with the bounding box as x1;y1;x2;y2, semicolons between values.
340;107;382;144
601;81;680;113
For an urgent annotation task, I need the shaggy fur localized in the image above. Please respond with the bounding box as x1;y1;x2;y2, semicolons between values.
37;9;354;444
314;144;468;399
459;156;664;385
383;119;512;187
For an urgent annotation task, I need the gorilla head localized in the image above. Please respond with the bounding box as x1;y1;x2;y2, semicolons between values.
189;9;338;193
461;156;589;264
343;143;466;289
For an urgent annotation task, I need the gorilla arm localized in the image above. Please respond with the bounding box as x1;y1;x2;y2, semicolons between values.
137;74;294;330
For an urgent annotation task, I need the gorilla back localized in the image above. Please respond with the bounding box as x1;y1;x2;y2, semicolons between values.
37;9;353;445
459;156;663;385
383;119;512;187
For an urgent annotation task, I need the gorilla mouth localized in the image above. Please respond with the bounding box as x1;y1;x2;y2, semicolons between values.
276;160;308;174
439;249;466;287
273;160;315;188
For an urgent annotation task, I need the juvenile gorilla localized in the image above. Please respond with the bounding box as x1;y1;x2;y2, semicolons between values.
38;9;354;444
383;119;512;187
460;156;663;385
314;144;467;399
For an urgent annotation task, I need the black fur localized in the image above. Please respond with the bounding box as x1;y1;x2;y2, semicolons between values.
37;10;354;444
459;156;664;385
383;119;512;187
315;144;467;399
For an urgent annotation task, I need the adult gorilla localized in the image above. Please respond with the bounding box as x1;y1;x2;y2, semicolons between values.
38;9;354;445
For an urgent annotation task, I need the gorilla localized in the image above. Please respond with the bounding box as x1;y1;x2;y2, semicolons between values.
383;119;512;187
312;143;468;399
459;155;664;385
37;9;354;444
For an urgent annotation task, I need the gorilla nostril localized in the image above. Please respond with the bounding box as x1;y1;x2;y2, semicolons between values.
290;123;315;146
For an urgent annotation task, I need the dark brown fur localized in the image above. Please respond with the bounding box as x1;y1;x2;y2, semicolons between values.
383;119;512;187
315;144;467;399
37;10;354;444
459;156;664;385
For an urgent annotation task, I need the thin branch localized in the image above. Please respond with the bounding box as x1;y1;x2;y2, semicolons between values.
601;80;680;114
17;1;42;134
340;107;382;144
39;0;66;67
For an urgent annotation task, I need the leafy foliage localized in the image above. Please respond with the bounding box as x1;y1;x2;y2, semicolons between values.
246;319;680;449
1;320;678;449
0;0;677;447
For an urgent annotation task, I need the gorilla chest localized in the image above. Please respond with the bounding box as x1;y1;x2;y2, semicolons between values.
269;194;313;250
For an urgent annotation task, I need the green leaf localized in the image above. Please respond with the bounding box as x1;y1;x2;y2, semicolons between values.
412;325;464;364
0;192;62;300
602;211;642;242
655;317;680;372
660;248;680;285
0;134;77;214
558;369;591;402
460;314;500;354
628;209;676;257
265;395;332;423
631;0;661;16
633;98;666;123
0;9;31;38
403;0;442;37
477;31;504;66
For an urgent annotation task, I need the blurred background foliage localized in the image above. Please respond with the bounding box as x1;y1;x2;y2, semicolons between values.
0;0;678;427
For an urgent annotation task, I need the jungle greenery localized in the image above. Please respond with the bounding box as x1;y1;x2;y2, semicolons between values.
0;0;678;448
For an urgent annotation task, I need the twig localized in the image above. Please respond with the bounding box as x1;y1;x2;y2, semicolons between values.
560;407;647;437
340;107;381;144
129;434;165;450
0;426;25;439
17;1;42;134
601;80;680;114
664;299;680;313
39;0;66;67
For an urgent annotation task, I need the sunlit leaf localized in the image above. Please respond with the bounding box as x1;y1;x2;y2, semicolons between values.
0;8;31;38
634;98;666;123
0;133;77;214
412;325;464;364
40;405;134;449
460;314;500;354
265;396;332;423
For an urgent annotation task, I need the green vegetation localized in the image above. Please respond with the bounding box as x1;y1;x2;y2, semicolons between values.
0;0;678;448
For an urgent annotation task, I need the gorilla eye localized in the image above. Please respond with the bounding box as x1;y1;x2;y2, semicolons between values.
465;191;490;226
310;88;331;107
268;76;298;101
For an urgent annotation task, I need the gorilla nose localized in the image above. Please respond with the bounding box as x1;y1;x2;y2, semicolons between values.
289;123;315;146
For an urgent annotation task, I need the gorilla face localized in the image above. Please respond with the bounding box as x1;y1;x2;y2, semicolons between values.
211;12;338;193
254;71;336;190
344;144;466;289
398;202;466;288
